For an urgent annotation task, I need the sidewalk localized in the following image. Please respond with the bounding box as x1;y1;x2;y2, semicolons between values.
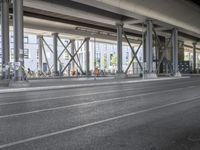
0;76;190;94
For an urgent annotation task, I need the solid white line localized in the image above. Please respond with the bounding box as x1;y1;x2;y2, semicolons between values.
0;88;135;106
0;78;196;106
0;86;191;119
0;94;199;149
0;76;190;94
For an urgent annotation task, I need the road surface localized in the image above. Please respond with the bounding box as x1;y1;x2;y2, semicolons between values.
0;77;200;150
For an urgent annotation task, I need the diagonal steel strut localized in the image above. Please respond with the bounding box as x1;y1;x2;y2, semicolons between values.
61;39;87;74
124;31;143;74
57;37;85;74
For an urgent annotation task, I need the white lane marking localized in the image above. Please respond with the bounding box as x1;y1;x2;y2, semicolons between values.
0;76;190;94
0;86;192;119
0;94;199;149
0;88;136;106
0;79;197;106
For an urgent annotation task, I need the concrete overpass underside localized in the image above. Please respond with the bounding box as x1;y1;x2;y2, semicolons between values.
1;0;200;83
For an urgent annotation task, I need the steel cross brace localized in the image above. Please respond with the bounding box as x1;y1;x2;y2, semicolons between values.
41;37;62;64
156;33;173;73
41;43;51;73
123;31;143;74
61;39;87;74
57;40;71;60
74;48;82;70
57;36;84;74
153;28;163;70
69;39;83;71
152;28;163;51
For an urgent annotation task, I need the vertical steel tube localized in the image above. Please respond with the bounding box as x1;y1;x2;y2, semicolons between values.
53;33;58;76
70;39;75;69
172;28;178;74
145;20;153;73
116;23;123;73
85;37;90;76
13;0;24;80
1;0;10;79
193;42;197;73
37;35;43;72
94;37;96;71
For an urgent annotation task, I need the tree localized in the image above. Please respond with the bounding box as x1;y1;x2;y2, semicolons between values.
110;53;117;67
102;54;107;69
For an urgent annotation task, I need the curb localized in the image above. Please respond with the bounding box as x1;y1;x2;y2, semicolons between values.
0;77;190;94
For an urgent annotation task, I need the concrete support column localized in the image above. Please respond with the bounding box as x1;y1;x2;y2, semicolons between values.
193;42;197;73
70;39;75;70
85;37;90;76
172;28;179;75
37;35;43;72
13;0;25;81
143;20;157;78
1;0;10;79
145;20;153;73
116;23;123;73
52;33;58;76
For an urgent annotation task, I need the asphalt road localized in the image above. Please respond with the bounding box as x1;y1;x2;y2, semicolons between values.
1;77;200;150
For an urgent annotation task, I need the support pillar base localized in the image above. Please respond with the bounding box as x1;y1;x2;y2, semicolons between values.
9;80;30;88
143;73;158;79
174;72;182;77
192;70;197;74
115;72;126;79
0;79;10;87
53;71;60;77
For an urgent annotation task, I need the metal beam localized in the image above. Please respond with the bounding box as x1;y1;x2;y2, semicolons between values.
57;41;71;60
154;27;171;31
52;33;58;76
1;0;10;79
70;39;75;70
13;0;25;80
57;36;84;75
61;39;86;74
123;19;144;25
41;37;54;53
124;32;143;74
125;42;142;74
145;20;153;73
42;43;51;73
75;48;82;72
42;36;64;68
93;37;97;71
37;35;43;72
85;37;90;76
193;42;197;73
172;28;179;74
116;23;123;73
156;34;173;74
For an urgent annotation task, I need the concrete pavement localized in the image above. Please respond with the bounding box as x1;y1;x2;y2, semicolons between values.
0;76;200;149
0;76;190;93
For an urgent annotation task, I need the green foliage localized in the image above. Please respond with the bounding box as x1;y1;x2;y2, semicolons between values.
111;53;117;66
102;54;107;68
